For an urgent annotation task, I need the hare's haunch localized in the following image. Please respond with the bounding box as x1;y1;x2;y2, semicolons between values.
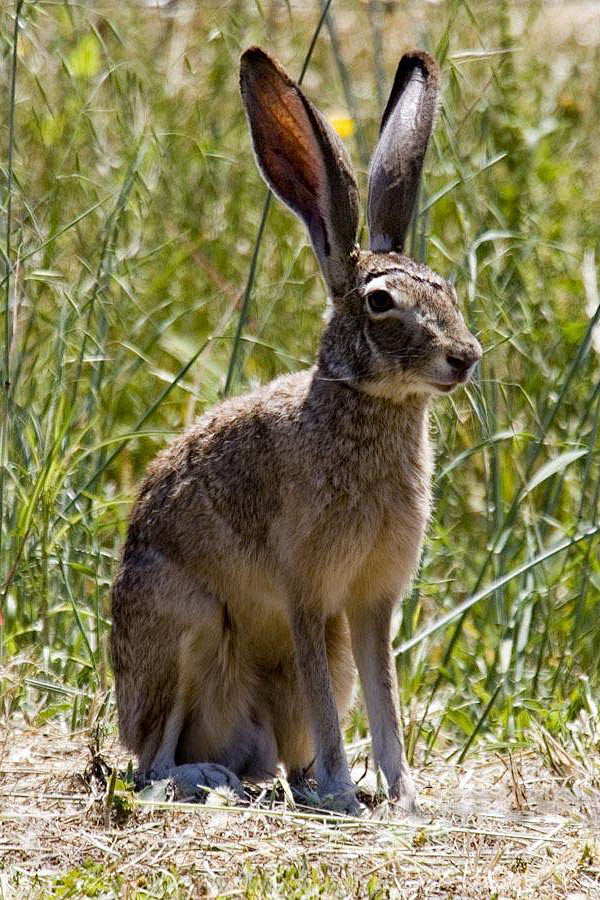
111;47;482;815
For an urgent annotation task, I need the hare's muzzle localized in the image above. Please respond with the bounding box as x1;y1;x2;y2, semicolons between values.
428;337;482;393
445;339;482;383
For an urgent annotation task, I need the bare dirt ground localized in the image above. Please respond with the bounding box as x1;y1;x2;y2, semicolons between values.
1;716;599;898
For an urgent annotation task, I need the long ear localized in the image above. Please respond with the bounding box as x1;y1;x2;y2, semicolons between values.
367;51;440;254
240;47;359;298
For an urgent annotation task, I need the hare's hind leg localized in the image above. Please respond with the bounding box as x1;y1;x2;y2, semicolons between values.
172;621;278;782
144;622;250;800
111;551;189;770
111;553;275;799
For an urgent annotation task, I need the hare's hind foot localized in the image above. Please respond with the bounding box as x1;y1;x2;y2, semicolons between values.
141;762;246;803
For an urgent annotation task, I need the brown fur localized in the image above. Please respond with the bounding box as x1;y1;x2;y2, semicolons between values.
111;48;482;814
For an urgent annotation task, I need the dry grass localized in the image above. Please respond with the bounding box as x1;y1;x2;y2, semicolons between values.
1;712;598;898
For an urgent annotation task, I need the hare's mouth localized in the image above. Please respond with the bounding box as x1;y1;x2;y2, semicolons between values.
428;381;457;393
428;363;477;393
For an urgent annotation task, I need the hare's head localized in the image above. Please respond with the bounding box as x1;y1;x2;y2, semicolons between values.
240;47;481;401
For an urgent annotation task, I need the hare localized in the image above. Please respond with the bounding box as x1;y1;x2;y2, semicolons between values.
111;46;482;815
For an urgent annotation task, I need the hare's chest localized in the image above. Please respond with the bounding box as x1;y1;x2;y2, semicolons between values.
310;472;432;612
350;455;434;602
373;497;429;596
272;428;433;610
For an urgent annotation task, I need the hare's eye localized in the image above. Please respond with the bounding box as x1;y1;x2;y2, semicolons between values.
367;290;395;314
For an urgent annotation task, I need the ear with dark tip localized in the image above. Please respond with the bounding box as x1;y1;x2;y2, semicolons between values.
367;51;440;254
239;46;360;298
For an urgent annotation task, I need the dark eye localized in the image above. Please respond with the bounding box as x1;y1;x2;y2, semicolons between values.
367;290;395;314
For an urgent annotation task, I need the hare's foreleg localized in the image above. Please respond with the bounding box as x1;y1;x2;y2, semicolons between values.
347;601;416;810
290;603;360;814
273;612;355;780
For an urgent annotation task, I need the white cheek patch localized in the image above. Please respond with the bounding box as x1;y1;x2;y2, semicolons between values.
363;328;380;358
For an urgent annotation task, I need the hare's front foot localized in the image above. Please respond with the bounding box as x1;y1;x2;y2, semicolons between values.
389;774;420;815
291;773;364;816
148;762;246;803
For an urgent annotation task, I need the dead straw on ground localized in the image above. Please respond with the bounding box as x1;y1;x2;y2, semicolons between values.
1;711;598;898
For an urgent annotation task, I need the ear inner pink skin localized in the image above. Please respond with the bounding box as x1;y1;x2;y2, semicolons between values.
242;66;327;221
240;46;360;298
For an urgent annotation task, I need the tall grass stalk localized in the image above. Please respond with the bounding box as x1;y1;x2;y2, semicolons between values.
398;523;600;656
316;0;369;168
61;337;211;519
420;298;600;726
0;0;25;650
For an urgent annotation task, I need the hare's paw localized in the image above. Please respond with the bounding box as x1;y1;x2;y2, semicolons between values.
142;762;246;803
290;773;364;816
323;786;365;817
318;777;365;816
388;774;422;818
170;762;245;801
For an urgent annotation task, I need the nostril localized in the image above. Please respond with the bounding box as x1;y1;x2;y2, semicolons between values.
446;354;471;372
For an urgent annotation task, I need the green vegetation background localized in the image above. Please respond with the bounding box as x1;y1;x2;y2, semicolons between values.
1;0;599;762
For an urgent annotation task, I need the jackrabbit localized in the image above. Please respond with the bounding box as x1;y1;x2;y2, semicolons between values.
111;46;482;814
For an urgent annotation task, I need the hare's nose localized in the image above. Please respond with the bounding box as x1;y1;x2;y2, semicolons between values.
446;354;470;374
446;341;482;374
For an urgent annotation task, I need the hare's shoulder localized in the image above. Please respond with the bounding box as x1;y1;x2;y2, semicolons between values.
183;368;313;454
200;368;314;433
126;371;314;555
139;369;313;492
